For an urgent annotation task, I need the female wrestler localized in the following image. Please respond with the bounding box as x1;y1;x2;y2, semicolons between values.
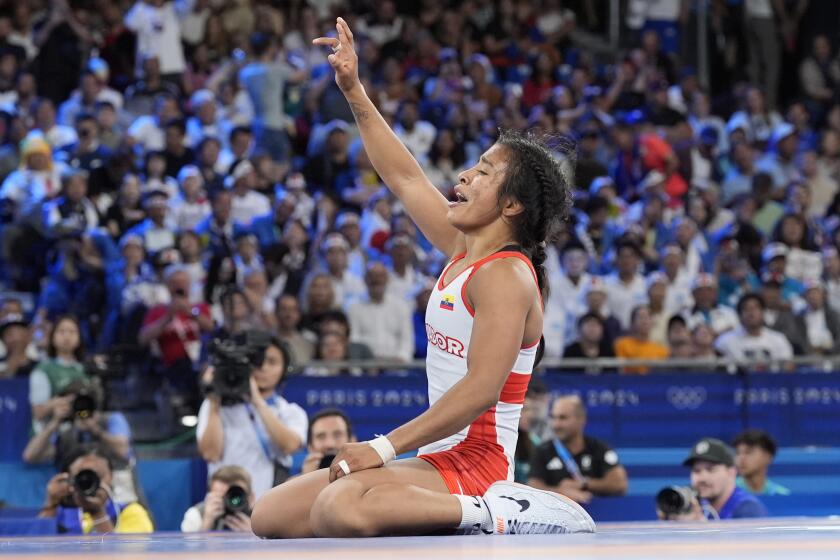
250;17;595;538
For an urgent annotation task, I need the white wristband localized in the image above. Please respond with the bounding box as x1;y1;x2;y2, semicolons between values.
368;435;396;465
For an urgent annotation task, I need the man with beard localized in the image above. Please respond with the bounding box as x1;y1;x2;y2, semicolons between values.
664;438;768;521
300;409;355;476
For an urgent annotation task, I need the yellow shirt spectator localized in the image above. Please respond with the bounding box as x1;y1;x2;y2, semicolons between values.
614;304;669;374
81;502;154;534
614;336;669;374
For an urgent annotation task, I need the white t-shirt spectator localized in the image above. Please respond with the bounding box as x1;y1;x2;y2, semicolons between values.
124;1;187;76
663;271;694;316
183;261;206;303
542;294;568;359
714;326;794;361
684;305;740;335
185;117;222;149
604;273;648;330
127;116;165;153
552;272;592;343
785;247;822;283
1;168;63;213
168;197;211;231
329;270;367;310
196;395;307;499
230;190;271;227
805;309;833;350
394;121;437;165
387;266;429;309
347;295;415;362
39;125;78;150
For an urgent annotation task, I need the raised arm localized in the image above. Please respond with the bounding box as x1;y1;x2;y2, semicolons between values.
314;18;464;257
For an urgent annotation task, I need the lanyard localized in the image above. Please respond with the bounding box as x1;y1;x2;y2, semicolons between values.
245;394;279;462
552;438;584;481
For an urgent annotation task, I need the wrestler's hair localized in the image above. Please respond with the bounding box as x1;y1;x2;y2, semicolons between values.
495;129;574;301
495;130;573;367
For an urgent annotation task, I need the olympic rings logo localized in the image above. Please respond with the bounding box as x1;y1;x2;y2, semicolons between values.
667;386;708;410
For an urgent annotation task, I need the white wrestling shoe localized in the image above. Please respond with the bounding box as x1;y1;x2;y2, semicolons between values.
482;481;597;535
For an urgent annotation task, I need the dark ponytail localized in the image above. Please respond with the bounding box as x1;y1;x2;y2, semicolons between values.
495;129;574;302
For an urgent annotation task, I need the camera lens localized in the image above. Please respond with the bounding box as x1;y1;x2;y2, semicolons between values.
224;485;249;515
74;469;101;497
655;486;694;516
73;394;96;420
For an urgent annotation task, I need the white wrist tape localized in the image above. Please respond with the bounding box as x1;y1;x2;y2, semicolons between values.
368;435;396;464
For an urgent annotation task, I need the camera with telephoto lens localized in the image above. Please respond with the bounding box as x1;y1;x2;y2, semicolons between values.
223;485;250;516
208;331;272;405
73;469;101;498
656;486;698;516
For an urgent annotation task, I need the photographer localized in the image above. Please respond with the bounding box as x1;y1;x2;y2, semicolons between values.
38;445;153;534
29;315;89;433
23;378;130;464
657;438;768;521
180;466;255;532
197;333;307;498
299;408;355;476
22;378;144;505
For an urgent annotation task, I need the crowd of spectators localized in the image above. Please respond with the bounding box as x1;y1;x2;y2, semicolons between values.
0;0;835;535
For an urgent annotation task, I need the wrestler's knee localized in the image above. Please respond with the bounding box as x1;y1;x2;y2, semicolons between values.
310;480;378;538
251;488;299;538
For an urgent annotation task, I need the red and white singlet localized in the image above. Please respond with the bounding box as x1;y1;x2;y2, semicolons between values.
417;250;540;495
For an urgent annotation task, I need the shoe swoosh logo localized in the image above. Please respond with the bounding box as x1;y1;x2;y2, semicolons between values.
501;495;530;512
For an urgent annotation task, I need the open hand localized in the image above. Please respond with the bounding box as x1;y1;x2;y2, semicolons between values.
312;17;360;94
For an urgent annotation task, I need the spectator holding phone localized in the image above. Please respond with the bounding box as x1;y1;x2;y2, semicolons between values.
138;265;213;399
299;408;355;475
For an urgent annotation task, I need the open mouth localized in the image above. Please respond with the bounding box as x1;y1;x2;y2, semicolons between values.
448;189;468;207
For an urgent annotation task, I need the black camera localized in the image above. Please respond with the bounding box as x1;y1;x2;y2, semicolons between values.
209;331;272;405
655;486;697;516
73;469;101;497
72;391;97;420
223;485;250;516
318;453;337;470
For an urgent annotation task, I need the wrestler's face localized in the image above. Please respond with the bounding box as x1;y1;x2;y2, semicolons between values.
447;144;510;232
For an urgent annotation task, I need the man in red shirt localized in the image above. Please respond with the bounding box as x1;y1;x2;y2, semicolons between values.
139;265;213;401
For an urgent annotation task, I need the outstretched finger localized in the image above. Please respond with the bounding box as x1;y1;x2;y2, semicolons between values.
312;37;339;48
336;17;354;47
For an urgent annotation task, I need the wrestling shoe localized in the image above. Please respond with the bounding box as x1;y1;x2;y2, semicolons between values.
482;481;596;535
